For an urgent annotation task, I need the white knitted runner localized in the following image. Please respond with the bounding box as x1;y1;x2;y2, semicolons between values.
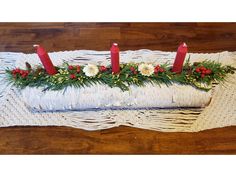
0;49;236;132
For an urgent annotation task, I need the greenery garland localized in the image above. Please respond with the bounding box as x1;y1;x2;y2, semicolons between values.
6;60;236;92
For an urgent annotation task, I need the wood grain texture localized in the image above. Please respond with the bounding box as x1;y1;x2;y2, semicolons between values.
0;126;236;154
1;22;236;52
0;22;236;154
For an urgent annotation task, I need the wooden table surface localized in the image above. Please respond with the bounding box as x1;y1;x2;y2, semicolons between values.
0;23;236;154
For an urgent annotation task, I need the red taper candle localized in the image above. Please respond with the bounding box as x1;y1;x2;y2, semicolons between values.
33;45;57;75
110;43;120;74
172;43;188;73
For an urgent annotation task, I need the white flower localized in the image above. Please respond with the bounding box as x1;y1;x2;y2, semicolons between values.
138;63;154;76
83;64;99;77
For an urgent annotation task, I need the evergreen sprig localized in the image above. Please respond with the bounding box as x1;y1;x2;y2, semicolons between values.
6;60;236;92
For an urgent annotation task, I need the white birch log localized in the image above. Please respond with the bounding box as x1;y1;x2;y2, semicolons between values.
21;83;212;111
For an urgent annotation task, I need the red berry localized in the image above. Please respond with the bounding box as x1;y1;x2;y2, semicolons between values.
12;70;17;75
15;68;20;73
70;74;76;79
195;68;200;73
202;70;206;74
201;74;205;78
130;66;135;72
205;69;212;74
154;68;159;74
68;65;74;70
133;70;137;75
155;65;160;69
21;71;28;78
20;70;24;75
76;65;81;73
159;68;165;73
100;66;107;72
199;66;204;71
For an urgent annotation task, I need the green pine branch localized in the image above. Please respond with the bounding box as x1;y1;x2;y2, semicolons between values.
6;61;236;92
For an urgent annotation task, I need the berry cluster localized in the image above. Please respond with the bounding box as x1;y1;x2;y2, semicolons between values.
68;65;81;73
68;65;81;79
11;68;29;78
129;66;138;75
195;66;212;78
154;65;165;74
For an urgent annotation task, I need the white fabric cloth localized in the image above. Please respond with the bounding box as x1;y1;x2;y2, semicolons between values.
0;50;235;132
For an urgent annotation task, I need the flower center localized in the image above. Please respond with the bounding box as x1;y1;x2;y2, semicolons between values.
143;67;150;74
88;67;94;72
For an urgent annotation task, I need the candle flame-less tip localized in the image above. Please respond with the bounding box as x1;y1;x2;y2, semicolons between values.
183;42;187;47
33;44;39;48
113;43;118;46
